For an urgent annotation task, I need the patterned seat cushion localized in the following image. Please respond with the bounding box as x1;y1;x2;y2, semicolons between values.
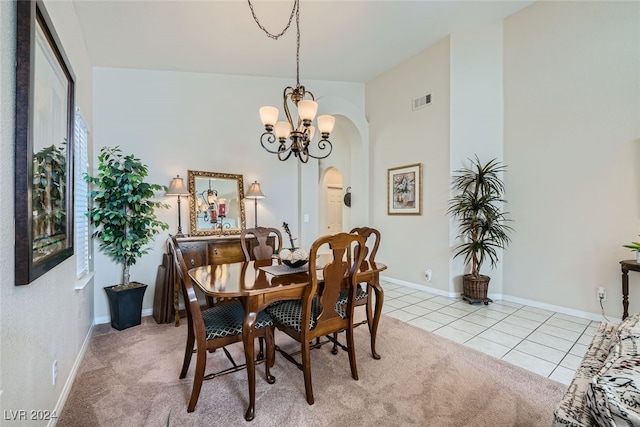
267;285;366;332
201;301;273;340
337;284;368;305
586;314;640;426
552;321;618;427
267;297;330;332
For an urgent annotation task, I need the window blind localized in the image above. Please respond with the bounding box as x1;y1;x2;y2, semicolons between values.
74;108;90;278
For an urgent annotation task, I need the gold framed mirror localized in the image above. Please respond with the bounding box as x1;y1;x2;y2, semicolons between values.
187;170;246;236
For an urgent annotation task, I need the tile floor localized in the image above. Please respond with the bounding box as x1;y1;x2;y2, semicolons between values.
381;281;607;385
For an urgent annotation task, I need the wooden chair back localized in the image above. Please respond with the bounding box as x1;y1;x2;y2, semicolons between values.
350;226;381;268
304;232;366;336
240;227;283;261
169;236;206;349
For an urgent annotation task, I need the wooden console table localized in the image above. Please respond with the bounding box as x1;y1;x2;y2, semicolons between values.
162;234;274;326
620;259;640;320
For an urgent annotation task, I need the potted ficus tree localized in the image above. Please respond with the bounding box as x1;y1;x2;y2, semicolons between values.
85;146;169;330
447;156;514;305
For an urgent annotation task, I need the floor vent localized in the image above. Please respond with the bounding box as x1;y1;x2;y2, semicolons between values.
412;94;431;111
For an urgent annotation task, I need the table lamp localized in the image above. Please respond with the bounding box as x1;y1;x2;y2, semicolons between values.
166;175;191;237
244;181;265;228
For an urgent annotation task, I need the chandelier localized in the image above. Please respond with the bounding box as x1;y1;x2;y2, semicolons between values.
249;0;335;163
196;180;228;230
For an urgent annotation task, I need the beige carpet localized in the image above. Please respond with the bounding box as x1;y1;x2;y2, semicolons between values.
56;314;567;426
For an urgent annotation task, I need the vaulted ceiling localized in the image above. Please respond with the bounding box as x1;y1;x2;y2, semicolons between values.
72;0;534;83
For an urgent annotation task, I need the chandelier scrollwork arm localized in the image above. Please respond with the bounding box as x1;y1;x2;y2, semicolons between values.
277;145;294;162
307;138;333;160
260;130;282;154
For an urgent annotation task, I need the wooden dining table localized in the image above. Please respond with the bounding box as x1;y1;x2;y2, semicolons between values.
188;254;387;421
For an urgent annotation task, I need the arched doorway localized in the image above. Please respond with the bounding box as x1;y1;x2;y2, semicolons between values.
297;96;369;247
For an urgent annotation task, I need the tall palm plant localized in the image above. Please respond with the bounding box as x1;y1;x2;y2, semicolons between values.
448;157;513;283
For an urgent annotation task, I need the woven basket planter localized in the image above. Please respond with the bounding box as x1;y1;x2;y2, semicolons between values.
462;274;492;305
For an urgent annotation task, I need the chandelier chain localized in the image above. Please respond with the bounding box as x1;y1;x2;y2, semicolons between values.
248;0;301;86
247;0;298;40
295;0;300;86
254;0;334;163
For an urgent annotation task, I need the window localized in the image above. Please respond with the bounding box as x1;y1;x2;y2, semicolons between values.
74;108;90;278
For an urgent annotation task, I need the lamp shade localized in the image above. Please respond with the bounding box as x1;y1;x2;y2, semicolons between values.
259;106;279;126
317;115;336;134
274;121;292;140
297;99;318;122
245;181;266;199
165;175;190;196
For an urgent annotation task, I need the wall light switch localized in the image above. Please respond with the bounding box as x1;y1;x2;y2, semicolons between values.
303;214;309;223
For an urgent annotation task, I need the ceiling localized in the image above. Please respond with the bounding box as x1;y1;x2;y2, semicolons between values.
72;0;535;83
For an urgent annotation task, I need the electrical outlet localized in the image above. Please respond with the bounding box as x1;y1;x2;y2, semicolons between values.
425;269;432;282
597;287;607;302
52;360;57;385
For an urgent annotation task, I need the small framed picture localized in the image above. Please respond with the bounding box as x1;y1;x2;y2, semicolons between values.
387;163;422;215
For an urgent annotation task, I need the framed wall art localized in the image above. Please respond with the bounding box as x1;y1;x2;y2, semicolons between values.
15;0;75;285
387;163;422;215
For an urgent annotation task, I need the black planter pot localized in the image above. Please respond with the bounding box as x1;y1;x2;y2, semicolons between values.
104;283;147;330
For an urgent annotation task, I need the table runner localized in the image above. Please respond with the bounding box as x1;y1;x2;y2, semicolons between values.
259;263;320;276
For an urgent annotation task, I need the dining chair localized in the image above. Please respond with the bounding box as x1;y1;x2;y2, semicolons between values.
239;226;283;358
240;226;283;261
169;236;276;413
266;232;366;405
331;227;382;358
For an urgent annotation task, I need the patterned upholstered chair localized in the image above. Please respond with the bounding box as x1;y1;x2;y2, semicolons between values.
239;226;283;358
331;227;382;358
266;232;366;405
169;236;275;413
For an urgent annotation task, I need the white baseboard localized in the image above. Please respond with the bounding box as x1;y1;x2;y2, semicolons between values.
381;275;459;298
49;323;95;427
380;275;619;323
500;295;620;323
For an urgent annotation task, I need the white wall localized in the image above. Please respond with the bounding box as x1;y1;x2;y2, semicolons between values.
503;1;640;317
0;0;95;420
366;37;453;294
92;68;364;321
450;22;505;296
366;0;640;320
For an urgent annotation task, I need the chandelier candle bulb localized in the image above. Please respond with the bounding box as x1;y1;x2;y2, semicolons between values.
275;121;292;140
298;99;318;122
317;115;336;134
259;106;278;127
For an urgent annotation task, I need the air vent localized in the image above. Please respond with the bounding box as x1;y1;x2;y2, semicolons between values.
412;94;431;111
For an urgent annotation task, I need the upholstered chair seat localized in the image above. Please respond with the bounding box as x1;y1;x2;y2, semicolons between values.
202;301;273;340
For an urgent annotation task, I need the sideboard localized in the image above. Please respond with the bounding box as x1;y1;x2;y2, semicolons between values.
156;234;274;325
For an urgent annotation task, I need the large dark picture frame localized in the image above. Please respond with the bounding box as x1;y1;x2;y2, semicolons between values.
15;0;75;285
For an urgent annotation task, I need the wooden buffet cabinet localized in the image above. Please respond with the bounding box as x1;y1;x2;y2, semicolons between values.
158;234;274;325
